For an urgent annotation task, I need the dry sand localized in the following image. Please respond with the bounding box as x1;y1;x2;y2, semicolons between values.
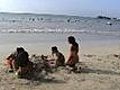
0;45;120;90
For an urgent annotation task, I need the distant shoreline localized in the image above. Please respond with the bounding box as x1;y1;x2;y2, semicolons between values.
0;12;82;18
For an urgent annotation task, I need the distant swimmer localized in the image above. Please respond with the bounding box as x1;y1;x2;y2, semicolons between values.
12;20;16;23
67;19;71;23
41;18;43;20
75;19;80;23
29;18;35;21
106;22;112;25
29;18;31;21
32;18;35;21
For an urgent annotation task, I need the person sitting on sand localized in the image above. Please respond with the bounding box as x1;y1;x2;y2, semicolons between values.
66;36;79;71
5;47;20;72
15;47;33;77
42;46;65;69
51;46;65;67
5;47;33;75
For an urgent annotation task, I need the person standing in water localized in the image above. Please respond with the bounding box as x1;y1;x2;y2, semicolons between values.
66;36;79;71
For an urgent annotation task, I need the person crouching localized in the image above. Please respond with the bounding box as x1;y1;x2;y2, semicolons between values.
15;47;33;78
51;46;65;67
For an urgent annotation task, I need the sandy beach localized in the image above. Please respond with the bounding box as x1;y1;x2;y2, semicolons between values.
0;13;120;90
0;43;120;90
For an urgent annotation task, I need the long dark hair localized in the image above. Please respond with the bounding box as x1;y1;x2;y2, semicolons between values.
68;36;76;44
17;47;25;53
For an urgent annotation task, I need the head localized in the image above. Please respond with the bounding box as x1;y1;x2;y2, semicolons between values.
68;36;76;44
17;47;25;53
51;46;58;53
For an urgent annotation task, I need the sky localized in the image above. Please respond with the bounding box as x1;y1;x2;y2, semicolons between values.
0;0;120;17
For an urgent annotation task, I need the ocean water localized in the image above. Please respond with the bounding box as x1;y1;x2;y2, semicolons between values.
0;13;120;34
0;13;120;60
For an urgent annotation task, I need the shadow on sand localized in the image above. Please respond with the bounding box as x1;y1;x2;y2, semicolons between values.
81;68;120;76
27;78;66;86
15;77;66;86
39;78;66;84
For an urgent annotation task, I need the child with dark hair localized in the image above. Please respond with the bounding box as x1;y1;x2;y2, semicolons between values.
5;47;33;78
51;46;65;67
15;47;33;77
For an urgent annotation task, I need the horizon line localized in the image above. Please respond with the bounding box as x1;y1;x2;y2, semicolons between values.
0;11;119;18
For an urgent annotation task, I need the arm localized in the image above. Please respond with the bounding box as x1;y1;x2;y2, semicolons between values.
66;45;74;64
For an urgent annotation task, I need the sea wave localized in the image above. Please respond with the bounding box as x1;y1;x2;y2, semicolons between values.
0;28;120;36
0;28;96;33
